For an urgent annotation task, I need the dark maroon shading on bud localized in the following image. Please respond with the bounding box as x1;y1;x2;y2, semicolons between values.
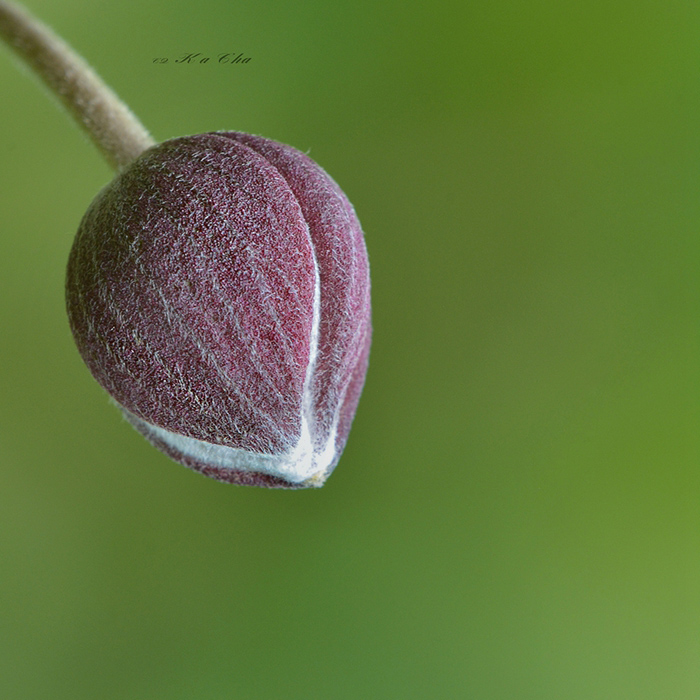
66;131;371;488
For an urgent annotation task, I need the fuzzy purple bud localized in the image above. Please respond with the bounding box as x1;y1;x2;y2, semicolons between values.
66;131;371;488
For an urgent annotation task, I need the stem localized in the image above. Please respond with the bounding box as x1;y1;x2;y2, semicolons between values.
0;0;155;171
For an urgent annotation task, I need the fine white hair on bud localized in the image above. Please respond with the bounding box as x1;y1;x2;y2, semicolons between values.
66;131;371;488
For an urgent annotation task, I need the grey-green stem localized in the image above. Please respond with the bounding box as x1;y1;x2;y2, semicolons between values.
0;0;154;170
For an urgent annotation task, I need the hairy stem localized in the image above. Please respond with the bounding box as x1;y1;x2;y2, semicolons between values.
0;0;154;170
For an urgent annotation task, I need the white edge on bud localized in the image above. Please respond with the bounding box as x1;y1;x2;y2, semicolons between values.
116;233;341;486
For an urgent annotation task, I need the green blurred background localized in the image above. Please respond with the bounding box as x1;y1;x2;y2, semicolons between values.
1;1;699;697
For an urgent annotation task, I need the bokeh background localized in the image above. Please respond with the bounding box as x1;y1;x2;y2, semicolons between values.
1;1;699;697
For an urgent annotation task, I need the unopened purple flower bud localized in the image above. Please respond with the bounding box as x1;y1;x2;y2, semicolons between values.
66;131;371;488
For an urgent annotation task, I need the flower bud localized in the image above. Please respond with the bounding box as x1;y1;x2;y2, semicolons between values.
66;131;371;488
